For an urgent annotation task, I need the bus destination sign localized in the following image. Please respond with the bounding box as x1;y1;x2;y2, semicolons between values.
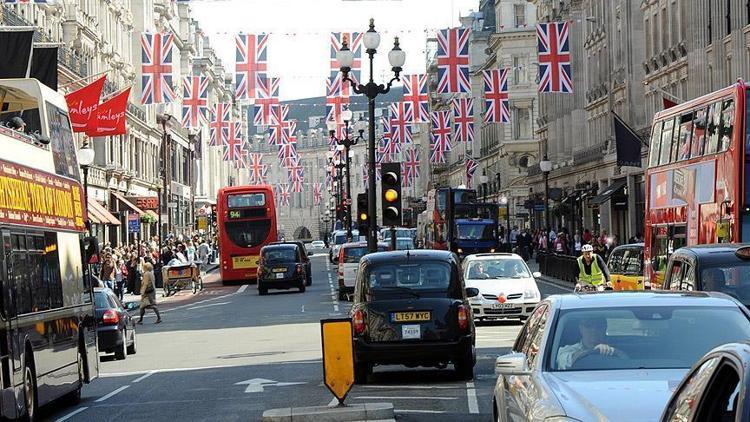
0;159;86;232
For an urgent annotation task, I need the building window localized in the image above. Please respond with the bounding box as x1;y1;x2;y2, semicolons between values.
727;0;732;35
708;1;713;44
514;4;526;27
513;56;528;84
661;7;668;51
513;107;531;140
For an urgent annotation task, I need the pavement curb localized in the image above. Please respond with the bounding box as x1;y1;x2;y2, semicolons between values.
262;403;394;422
537;275;575;291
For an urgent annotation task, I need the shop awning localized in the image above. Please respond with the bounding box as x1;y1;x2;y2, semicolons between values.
87;198;121;226
590;179;628;205
111;191;144;215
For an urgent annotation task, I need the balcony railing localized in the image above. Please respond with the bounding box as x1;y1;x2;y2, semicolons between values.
59;46;88;79
573;141;607;165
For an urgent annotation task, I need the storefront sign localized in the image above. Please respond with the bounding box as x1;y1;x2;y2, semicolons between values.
126;196;159;210
127;212;140;233
0;159;86;232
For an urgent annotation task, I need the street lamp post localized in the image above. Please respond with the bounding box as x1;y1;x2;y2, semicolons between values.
500;195;511;245
328;111;365;240
78;143;95;234
157;113;173;245
337;18;406;252
540;156;552;231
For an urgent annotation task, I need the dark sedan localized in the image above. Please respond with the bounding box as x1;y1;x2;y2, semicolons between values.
258;244;307;295
270;240;312;286
350;250;478;383
94;288;136;360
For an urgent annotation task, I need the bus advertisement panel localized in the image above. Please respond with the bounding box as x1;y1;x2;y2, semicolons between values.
217;185;278;282
644;81;746;287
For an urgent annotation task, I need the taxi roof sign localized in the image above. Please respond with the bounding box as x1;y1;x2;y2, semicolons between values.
321;319;354;405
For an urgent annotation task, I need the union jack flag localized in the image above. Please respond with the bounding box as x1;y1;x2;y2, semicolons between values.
362;152;384;186
277;141;298;167
141;32;176;104
403;148;420;182
482;68;510;123
209;102;231;147
436;28;471;94
276;184;290;207
452;97;474;143
233;149;249;169
3;1;49;3
389;102;413;145
380;115;398;161
537;22;573;93
235;33;268;101
287;158;305;193
330;32;363;95
430;110;452;164
465;157;479;188
326;91;350;139
181;75;209;128
402;74;429;123
401;163;412;188
248;153;268;184
254;76;280;126
222;121;244;161
313;182;323;206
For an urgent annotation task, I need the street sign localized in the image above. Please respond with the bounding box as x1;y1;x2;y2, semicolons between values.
234;378;305;393
127;212;140;234
197;216;207;230
198;207;206;215
321;318;354;405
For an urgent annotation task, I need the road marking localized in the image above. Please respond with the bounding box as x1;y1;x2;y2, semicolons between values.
55;407;89;421
395;409;447;414
187;301;231;311
333;304;339;312
237;284;248;293
95;385;130;402
327;397;339;407
361;385;458;390
132;370;156;383
235;378;306;393
100;360;324;378
466;382;479;414
354;396;457;400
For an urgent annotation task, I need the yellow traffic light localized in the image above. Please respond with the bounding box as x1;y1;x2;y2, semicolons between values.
384;188;398;202
360;212;368;221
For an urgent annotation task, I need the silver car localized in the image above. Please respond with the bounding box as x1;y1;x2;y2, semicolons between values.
492;291;750;422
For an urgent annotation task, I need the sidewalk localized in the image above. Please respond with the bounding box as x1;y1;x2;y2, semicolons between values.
527;259;575;290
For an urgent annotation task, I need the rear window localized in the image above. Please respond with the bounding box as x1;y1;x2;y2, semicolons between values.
263;247;298;263
366;261;453;291
228;193;266;208
94;292;110;309
343;246;387;263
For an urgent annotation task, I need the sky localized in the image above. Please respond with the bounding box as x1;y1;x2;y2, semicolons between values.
190;0;479;101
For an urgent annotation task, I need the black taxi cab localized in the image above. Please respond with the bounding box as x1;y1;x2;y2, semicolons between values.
663;243;750;307
350;250;479;383
257;243;307;295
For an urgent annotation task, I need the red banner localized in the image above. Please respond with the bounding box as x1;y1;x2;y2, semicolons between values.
663;97;678;110
85;88;130;137
65;76;106;133
0;159;86;233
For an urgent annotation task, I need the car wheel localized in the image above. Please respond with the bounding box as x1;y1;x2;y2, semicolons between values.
305;274;312;286
258;281;268;296
354;360;371;384
22;360;37;422
338;290;346;301
127;330;137;355
454;347;474;380
114;330;127;360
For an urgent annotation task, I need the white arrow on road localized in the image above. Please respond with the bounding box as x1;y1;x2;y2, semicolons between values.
235;378;306;393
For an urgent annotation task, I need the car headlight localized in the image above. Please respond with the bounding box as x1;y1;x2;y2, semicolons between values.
524;289;540;300
457;248;463;254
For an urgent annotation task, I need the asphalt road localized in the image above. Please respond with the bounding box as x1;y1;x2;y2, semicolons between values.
45;252;569;422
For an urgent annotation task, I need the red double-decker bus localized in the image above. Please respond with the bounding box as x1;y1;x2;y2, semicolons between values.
217;185;278;283
644;81;747;288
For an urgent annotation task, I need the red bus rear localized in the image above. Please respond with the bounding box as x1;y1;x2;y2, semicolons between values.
644;81;748;288
217;185;278;282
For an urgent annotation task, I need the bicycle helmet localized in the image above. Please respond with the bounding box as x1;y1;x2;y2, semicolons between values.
581;244;594;253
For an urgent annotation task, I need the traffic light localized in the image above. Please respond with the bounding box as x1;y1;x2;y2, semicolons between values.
381;163;402;227
357;193;369;233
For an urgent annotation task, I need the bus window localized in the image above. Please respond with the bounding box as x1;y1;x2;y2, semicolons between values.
704;102;722;155
46;102;80;180
659;118;675;165
718;99;734;152
691;108;708;158
650;230;669;274
675;112;693;161
649;121;662;167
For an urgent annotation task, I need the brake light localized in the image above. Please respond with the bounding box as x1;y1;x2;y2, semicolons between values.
457;305;469;332
352;309;365;334
102;309;120;325
339;248;345;263
296;264;303;275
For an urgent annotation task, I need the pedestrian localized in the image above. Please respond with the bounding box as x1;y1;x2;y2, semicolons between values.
99;253;115;290
114;258;125;301
137;262;162;324
573;233;583;256
582;229;592;244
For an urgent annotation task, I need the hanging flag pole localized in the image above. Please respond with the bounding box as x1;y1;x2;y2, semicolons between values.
59;69;113;90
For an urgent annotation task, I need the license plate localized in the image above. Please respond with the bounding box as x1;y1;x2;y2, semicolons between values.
275;273;284;279
272;268;286;273
392;311;431;322
232;255;259;269
491;303;513;309
401;325;421;339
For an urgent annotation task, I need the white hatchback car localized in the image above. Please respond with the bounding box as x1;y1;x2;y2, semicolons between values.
462;253;541;321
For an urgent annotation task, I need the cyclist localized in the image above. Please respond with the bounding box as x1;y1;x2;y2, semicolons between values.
576;244;611;291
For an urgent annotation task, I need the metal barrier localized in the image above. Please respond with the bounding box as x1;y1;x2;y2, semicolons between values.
537;252;578;284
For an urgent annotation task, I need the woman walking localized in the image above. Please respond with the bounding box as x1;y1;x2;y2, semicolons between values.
138;262;162;324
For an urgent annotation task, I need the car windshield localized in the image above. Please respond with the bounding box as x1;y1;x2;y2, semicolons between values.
263;248;297;263
366;261;452;292
465;258;530;279
456;223;495;240
549;306;750;371
699;264;750;305
225;219;272;248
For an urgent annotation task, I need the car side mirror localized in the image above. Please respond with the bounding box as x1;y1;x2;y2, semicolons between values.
465;287;480;298
532;271;542;278
495;352;530;376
